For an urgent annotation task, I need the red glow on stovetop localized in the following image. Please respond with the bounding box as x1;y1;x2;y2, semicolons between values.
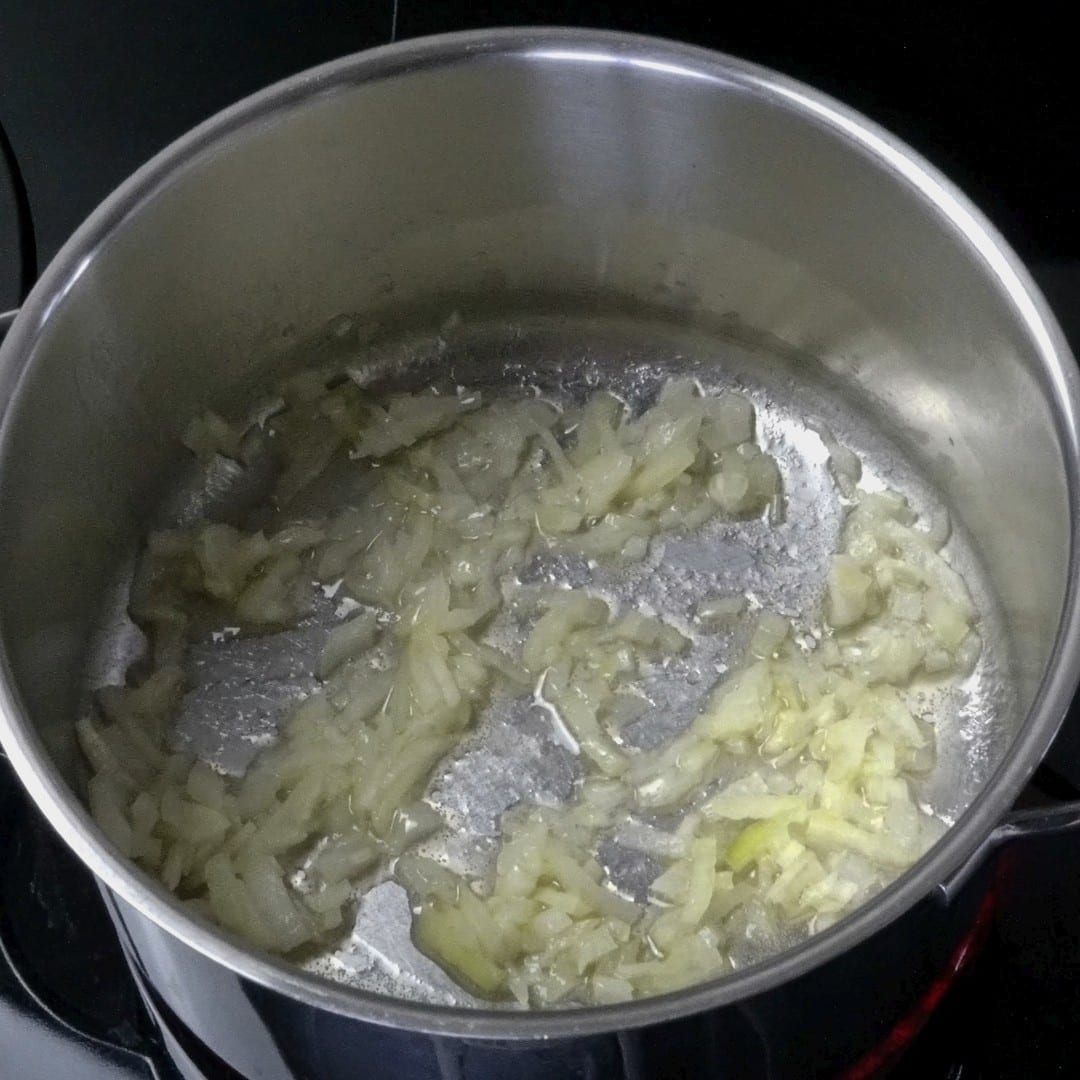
836;861;1007;1080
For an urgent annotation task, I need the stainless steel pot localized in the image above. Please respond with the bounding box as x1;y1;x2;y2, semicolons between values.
2;27;1080;1080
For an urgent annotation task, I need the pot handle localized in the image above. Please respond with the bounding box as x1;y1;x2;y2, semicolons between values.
1;116;39;310
0;307;18;343
936;789;1080;904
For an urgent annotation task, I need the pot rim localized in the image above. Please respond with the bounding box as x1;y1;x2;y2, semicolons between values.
1;26;1078;1040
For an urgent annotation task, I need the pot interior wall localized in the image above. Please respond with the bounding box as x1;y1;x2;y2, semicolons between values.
0;45;1067;811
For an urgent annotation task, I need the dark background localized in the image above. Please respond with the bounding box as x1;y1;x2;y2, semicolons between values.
2;4;1079;1078
1;1;1078;300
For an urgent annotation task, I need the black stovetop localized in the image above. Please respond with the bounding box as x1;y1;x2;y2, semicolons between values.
2;4;1079;1078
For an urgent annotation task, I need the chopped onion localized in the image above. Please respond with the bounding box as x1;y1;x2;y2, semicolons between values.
81;369;978;1008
